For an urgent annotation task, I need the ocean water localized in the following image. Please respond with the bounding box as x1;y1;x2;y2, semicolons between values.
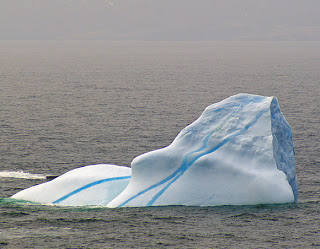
0;41;319;248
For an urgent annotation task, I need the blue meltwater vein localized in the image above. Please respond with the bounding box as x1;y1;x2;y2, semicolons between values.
52;176;131;204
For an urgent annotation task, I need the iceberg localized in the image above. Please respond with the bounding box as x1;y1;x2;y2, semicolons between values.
11;94;297;207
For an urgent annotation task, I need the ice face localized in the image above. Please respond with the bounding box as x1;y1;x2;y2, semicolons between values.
11;164;131;206
108;94;297;207
11;94;297;207
270;98;298;201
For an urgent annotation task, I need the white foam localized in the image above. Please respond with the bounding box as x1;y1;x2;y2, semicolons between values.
0;171;46;179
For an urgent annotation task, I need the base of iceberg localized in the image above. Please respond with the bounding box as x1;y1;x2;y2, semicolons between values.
11;94;297;207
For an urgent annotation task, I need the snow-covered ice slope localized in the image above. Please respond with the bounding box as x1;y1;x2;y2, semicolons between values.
11;164;131;206
108;94;297;207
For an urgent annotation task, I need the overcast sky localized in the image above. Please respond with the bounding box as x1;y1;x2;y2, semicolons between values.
1;0;320;41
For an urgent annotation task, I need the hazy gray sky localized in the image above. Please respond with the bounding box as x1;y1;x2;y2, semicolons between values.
1;0;320;41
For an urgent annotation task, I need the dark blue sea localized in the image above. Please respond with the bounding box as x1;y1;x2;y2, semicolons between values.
0;41;319;248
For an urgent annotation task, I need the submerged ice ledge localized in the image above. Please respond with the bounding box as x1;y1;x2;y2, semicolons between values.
11;93;298;207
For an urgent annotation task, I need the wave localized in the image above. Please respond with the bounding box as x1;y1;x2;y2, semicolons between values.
0;171;46;179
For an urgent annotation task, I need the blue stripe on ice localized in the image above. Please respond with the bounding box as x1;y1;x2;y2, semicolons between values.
118;96;269;207
52;176;131;204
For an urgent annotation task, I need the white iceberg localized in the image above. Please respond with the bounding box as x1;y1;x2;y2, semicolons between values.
11;93;297;207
